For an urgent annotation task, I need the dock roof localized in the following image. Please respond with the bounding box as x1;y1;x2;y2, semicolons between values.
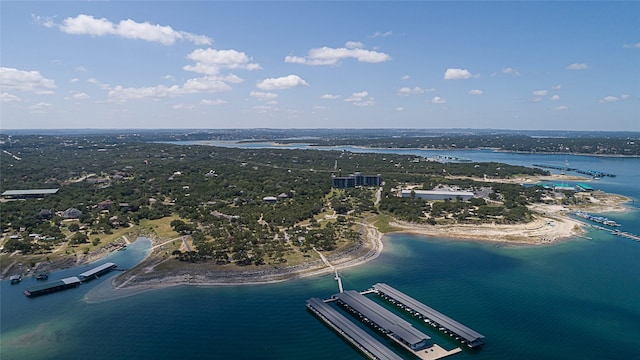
307;298;403;360
25;277;81;293
374;283;484;345
335;290;430;347
79;262;116;278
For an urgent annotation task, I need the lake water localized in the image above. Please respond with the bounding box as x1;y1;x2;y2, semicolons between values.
2;146;639;360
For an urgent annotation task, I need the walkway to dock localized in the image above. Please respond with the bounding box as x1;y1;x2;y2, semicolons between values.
313;247;343;293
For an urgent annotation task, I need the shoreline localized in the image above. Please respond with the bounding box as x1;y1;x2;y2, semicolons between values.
94;194;631;298
83;222;384;301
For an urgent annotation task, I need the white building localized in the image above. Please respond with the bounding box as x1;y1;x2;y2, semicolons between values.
401;189;475;201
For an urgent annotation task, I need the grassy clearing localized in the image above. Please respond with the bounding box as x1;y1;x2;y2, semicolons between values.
371;214;402;233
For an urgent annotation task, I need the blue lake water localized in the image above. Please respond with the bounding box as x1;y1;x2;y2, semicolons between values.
2;146;639;360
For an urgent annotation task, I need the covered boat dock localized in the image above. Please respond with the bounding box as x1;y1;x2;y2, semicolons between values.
335;290;431;351
373;283;485;348
306;298;403;360
24;277;81;297
79;262;117;281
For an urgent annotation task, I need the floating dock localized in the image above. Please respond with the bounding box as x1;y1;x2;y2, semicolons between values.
24;277;81;297
533;164;615;178
336;290;431;351
307;282;478;360
307;298;403;360
23;262;118;297
79;262;117;281
373;283;485;348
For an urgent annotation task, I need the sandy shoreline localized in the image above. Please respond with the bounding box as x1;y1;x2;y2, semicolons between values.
83;191;631;300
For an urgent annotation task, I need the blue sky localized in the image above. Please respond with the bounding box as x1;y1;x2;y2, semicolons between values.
1;1;638;131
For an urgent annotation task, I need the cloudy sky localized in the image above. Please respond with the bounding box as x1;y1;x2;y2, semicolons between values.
1;1;638;130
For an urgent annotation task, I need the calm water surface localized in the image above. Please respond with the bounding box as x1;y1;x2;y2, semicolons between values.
2;148;639;360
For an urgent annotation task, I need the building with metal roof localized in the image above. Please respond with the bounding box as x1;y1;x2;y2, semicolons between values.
306;298;403;360
335;290;430;351
401;189;475;201
373;283;484;348
24;277;81;297
2;189;59;198
79;262;117;281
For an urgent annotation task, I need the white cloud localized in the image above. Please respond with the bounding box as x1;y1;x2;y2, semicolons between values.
468;89;483;95
398;87;425;96
502;67;520;76
172;103;195;110
88;78;110;90
598;95;618;103
200;98;228;105
567;63;588;70
30;102;53;113
184;48;261;75
395;106;404;112
533;90;548;96
253;105;277;113
345;41;364;49
0;67;56;94
285;45;390;65
320;94;340;100
109;84;182;100
552;84;562;90
431;96;447;104
70;78;80;83
623;42;640;48
182;76;232;93
345;91;375;106
256;75;309;90
443;68;476;80
250;91;278;100
552;105;568;111
621;94;631;100
1;92;22;102
32;14;55;28
401;75;410;80
370;31;392;38
54;14;212;45
72;92;90;100
550;95;560;101
108;75;233;101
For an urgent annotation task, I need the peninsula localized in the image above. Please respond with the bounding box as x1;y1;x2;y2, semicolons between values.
0;131;634;291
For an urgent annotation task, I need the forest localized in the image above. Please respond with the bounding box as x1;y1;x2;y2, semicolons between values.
1;133;556;269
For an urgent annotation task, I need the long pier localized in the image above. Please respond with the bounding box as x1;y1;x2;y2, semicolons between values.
533;164;615;178
307;282;474;360
306;298;403;360
373;283;485;348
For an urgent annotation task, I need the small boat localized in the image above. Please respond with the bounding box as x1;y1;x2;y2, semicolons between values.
35;271;49;280
10;275;22;284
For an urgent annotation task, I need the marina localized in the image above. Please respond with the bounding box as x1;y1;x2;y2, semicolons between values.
22;262;118;297
573;211;621;227
24;276;81;297
79;262;117;281
532;164;616;178
373;283;485;348
306;297;404;360
307;282;477;360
